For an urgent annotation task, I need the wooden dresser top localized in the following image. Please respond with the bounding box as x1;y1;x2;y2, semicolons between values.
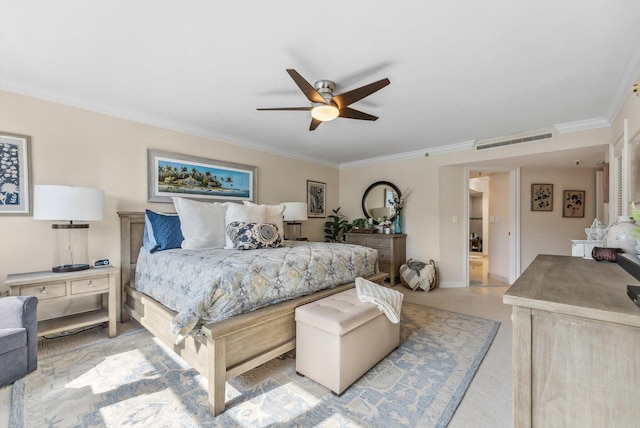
503;254;640;327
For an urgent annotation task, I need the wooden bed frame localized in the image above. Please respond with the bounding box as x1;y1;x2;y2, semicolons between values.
119;211;387;416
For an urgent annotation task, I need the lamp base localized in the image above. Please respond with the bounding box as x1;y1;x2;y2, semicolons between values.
52;263;90;273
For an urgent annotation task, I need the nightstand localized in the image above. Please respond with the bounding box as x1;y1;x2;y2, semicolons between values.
6;266;118;338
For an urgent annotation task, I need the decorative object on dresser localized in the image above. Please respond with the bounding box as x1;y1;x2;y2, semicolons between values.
282;201;308;240
147;149;257;203
307;180;326;218
350;217;375;234
0;131;31;215
604;215;637;253
6;266;118;338
346;232;406;286
531;183;553;211
33;185;104;272
562;189;585;218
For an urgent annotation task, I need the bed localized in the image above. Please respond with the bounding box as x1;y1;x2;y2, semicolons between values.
118;211;387;416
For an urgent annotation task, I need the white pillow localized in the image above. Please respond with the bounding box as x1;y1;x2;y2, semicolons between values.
172;197;227;249
225;202;284;248
243;201;285;238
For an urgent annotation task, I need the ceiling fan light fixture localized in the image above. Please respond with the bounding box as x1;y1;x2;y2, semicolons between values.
311;104;339;122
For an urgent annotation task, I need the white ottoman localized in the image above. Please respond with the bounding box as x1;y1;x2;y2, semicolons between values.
295;288;400;395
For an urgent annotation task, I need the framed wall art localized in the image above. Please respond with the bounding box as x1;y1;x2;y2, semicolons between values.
0;132;31;215
307;180;326;218
148;149;257;203
531;183;553;211
563;190;585;218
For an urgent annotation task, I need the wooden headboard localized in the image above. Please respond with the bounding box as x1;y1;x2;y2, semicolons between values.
118;211;145;291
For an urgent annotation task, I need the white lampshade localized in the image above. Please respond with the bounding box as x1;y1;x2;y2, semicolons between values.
283;202;308;222
34;185;104;221
33;185;104;272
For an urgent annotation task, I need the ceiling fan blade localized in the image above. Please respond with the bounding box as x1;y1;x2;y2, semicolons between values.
257;107;312;111
332;78;390;109
286;69;328;104
309;117;322;131
338;107;379;121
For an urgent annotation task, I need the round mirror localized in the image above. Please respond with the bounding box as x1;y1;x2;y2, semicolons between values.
361;181;401;219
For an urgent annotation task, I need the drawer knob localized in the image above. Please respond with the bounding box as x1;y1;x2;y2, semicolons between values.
88;280;94;287
40;287;47;295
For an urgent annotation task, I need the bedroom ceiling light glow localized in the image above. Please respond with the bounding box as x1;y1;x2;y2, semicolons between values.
311;104;339;122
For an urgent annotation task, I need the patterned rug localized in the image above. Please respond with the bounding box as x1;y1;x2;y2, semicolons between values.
12;303;499;427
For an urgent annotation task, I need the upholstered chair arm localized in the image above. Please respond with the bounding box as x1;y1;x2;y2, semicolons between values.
0;296;39;371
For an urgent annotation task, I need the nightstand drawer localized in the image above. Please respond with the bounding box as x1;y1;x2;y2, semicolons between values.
71;276;109;295
19;282;66;300
377;248;391;262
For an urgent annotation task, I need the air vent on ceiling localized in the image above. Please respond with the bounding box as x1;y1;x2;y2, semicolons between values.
475;132;553;151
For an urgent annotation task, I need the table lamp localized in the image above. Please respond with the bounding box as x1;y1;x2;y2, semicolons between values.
283;202;308;240
33;185;104;272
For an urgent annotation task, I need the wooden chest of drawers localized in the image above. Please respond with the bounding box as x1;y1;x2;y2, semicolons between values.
346;233;406;286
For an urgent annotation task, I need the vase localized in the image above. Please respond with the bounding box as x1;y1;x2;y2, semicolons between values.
394;213;403;234
604;216;637;253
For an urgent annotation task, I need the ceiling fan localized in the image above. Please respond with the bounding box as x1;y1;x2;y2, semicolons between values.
257;69;390;131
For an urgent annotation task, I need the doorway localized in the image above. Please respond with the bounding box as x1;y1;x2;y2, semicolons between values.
466;168;520;287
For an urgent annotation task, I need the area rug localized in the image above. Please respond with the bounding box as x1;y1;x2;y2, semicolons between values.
13;303;499;427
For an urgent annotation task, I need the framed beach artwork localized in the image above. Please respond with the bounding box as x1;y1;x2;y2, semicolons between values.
307;180;326;218
0;132;31;215
563;190;585;218
531;183;553;211
148;149;257;203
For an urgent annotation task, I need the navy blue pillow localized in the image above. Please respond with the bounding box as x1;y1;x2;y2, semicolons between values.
143;210;183;253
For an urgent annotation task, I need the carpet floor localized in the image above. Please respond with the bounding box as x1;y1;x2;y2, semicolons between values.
12;303;499;427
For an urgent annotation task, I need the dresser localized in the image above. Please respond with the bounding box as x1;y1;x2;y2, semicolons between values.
346;233;406;286
503;255;640;427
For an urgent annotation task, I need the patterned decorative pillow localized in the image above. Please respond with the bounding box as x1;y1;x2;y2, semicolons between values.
226;221;283;250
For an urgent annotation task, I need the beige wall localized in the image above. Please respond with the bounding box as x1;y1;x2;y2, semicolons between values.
341;127;612;287
520;167;597;270
0;91;340;293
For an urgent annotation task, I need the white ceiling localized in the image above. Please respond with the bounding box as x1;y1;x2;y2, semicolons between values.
1;1;639;167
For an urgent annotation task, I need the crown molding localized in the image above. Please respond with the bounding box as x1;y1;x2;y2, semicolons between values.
339;139;476;169
0;85;340;169
604;32;640;123
553;117;610;133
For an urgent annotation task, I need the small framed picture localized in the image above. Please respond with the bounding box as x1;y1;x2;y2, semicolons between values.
0;132;31;215
563;190;585;218
307;180;326;218
531;183;553;211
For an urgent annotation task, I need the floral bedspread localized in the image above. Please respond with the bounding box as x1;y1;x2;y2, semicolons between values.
134;241;378;337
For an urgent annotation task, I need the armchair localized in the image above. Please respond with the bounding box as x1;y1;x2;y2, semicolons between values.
0;296;38;387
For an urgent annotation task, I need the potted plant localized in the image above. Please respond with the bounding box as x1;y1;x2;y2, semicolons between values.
378;216;392;234
352;218;368;231
324;207;352;242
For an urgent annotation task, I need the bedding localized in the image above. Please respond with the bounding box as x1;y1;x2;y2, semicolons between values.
134;241;378;338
